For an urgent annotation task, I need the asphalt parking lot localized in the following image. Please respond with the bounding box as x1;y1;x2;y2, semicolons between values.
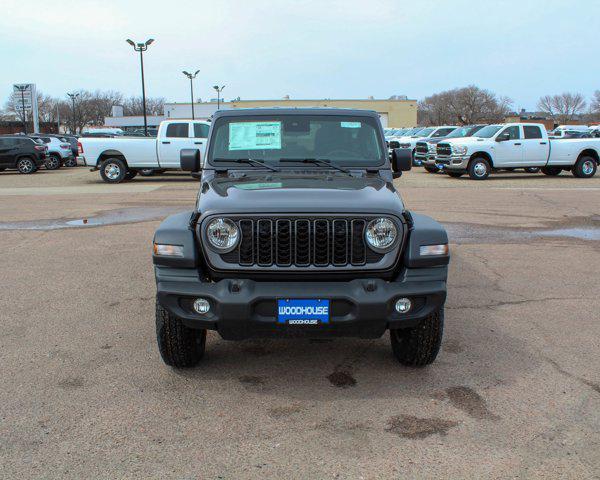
1;167;599;479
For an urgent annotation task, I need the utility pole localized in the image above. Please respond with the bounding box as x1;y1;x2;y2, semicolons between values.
182;70;200;119
126;38;154;135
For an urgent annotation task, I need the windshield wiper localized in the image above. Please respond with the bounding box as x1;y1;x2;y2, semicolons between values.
212;158;279;172
279;158;351;174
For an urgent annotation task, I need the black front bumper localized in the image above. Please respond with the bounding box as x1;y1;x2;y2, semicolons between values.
155;266;447;340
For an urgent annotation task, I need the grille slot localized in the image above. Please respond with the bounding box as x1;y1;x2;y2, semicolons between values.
214;217;391;268
416;142;428;154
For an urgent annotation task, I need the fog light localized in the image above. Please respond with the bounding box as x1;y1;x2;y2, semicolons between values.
193;298;210;314
395;298;412;314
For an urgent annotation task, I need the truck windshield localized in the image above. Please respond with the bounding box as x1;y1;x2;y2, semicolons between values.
207;115;385;167
414;128;434;137
445;126;480;138
473;125;503;138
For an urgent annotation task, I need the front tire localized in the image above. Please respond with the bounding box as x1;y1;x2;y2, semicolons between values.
468;157;491;180
99;158;127;183
45;154;62;170
390;308;444;367
64;157;77;167
156;299;206;368
17;157;37;174
572;156;597;178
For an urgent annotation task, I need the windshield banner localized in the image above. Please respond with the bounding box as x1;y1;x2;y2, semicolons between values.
229;121;282;150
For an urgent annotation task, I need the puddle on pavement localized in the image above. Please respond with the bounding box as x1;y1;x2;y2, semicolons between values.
0;207;186;231
444;216;600;244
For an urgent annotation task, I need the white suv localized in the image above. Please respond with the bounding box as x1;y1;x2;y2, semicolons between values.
30;135;74;170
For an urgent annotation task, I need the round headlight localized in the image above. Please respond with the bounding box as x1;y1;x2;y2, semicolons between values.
365;218;398;252
206;218;239;252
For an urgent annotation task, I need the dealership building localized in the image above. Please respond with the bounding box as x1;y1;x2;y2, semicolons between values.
104;97;417;130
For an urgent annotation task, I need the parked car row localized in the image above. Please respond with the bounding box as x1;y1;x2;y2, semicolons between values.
0;133;78;174
403;123;600;180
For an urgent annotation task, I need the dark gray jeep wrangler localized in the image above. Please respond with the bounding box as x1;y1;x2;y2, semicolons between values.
153;108;449;368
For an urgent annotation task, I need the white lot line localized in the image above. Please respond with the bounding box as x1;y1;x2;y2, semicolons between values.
0;185;162;196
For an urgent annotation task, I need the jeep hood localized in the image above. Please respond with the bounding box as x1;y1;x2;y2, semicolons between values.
197;173;405;217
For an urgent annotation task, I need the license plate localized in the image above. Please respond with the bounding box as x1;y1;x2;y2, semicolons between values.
277;299;330;325
436;164;445;170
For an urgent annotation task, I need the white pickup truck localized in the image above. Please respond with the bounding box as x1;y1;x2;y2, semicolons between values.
77;120;210;183
433;123;600;180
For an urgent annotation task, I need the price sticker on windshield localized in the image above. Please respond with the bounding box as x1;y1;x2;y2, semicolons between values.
341;122;361;128
229;121;282;150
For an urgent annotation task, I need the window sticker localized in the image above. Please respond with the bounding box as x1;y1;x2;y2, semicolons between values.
341;121;361;128
234;182;283;190
229;121;282;150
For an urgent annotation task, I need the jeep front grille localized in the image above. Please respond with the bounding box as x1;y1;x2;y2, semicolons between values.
210;216;397;270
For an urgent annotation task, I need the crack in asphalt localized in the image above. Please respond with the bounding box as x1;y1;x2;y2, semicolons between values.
546;358;600;395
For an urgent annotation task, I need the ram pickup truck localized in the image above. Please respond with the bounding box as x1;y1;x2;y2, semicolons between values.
152;108;449;368
77;120;210;183
416;125;486;172
433;123;600;179
396;126;459;165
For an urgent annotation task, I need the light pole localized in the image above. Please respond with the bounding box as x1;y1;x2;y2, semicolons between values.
182;70;200;119
213;85;225;110
126;38;154;136
15;85;28;133
67;92;79;134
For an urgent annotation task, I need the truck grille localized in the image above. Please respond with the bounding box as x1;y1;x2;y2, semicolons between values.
437;143;452;156
215;216;390;268
416;142;429;154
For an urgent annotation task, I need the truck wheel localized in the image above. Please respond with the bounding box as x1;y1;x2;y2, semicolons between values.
541;166;562;176
156;299;206;368
468;157;490;180
139;169;154;177
17;157;37;174
99;158;127;183
390;308;444;367
572;156;597;178
446;172;463;178
64;158;77;167
524;167;540;173
424;166;437;173
45;154;62;170
124;170;138;181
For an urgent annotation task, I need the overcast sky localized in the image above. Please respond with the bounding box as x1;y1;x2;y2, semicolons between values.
1;0;598;111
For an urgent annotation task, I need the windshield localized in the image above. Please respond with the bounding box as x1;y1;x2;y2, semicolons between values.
414;127;434;137
208;115;385;167
474;125;503;138
446;126;479;138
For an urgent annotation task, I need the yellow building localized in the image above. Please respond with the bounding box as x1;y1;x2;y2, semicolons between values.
227;98;417;128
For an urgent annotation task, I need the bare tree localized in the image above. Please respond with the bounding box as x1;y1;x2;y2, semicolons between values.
122;96;165;116
418;85;512;125
537;92;586;123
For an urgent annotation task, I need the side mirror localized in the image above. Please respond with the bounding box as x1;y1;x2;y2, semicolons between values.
392;148;412;178
496;132;510;142
180;148;201;172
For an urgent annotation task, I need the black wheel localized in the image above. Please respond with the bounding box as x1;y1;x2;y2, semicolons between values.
64;157;77;167
446;171;463;178
424;166;438;173
99;158;127;183
124;170;138;181
468;157;491;180
45;154;62;170
390;308;444;367
572;156;597;178
541;166;562;176
524;167;540;173
139;169;154;177
156;299;206;368
0;168;5;171
17;157;37;174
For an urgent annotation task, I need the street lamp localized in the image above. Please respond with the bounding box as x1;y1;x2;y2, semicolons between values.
182;70;200;119
67;92;79;134
126;38;154;136
213;85;225;110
